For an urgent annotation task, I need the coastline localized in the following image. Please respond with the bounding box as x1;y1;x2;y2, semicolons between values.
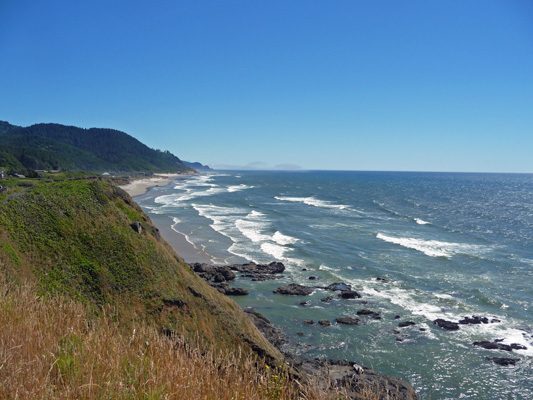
119;173;185;197
120;173;213;264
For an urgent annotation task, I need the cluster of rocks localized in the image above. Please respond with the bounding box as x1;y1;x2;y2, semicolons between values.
190;263;418;397
244;307;417;400
189;261;285;295
433;315;503;331
431;315;527;367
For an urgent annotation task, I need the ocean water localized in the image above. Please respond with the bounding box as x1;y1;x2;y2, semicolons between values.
134;171;533;399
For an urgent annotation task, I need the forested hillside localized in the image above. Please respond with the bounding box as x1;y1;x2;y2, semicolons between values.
0;121;193;174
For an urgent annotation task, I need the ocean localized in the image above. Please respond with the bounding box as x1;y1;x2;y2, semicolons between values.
134;170;533;399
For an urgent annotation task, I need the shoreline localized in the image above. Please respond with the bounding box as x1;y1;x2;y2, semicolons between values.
120;173;214;265
119;173;189;197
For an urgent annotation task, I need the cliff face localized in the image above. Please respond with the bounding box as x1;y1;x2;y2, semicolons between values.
0;179;281;361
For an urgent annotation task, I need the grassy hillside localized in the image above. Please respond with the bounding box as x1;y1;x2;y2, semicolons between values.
0;179;279;361
0;121;193;174
1;273;333;399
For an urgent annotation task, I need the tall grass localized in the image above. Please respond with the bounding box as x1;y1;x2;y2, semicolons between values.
0;275;350;399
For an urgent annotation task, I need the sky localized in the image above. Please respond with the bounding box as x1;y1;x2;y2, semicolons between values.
1;1;532;172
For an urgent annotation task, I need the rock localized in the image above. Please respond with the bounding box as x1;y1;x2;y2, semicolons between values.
296;331;304;336
394;315;401;319
250;274;282;281
398;321;416;328
230;261;285;274
487;357;520;366
318;319;331;326
459;315;489;325
511;343;527;350
376;277;390;283
396;338;404;342
308;276;317;280
357;309;382;320
321;296;335;303
335;317;361;325
302;320;315;326
473;341;512;352
338;290;361;299
224;287;249;296
273;284;314;296
213;273;226;283
219;267;236;281
130;221;143;233
244;308;285;349
326;282;352;291
283;356;417;400
298;301;310;306
434;319;460;331
419;328;426;331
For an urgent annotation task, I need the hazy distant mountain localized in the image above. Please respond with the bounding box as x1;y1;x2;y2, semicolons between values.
0;121;194;175
183;160;212;171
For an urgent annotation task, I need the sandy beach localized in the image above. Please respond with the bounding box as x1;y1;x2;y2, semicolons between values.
119;173;182;197
120;173;213;264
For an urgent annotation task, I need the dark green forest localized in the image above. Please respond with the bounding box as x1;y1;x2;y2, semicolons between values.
0;121;194;175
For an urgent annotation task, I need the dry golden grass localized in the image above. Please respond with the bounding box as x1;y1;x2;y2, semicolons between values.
0;275;350;400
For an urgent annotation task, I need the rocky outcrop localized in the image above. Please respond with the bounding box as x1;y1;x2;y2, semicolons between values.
245;308;417;400
339;290;362;299
357;309;382;320
230;261;285;274
433;319;460;331
487;357;520;366
189;263;237;282
211;283;249;296
273;283;314;296
473;340;527;352
335;317;361;325
283;355;417;400
243;308;285;349
326;282;352;291
130;221;143;233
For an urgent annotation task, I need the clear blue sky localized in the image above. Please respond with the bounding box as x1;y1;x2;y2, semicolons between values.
1;1;532;172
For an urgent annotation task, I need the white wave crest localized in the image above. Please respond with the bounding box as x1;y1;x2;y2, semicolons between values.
275;196;350;211
227;184;254;192
415;218;430;225
376;233;487;258
272;231;299;245
261;242;288;260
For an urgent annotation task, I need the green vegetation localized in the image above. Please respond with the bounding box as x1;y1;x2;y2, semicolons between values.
0;121;194;174
0;179;279;360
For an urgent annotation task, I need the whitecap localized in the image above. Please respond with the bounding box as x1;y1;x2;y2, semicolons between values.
275;196;350;211
227;184;254;192
376;233;488;258
235;218;270;243
272;231;299;245
415;218;430;225
261;242;288;260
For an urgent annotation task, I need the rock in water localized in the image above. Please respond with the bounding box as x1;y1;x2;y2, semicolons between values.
326;282;352;291
335;317;361;325
433;319;460;331
487;357;520;366
273;284;314;296
338;290;361;299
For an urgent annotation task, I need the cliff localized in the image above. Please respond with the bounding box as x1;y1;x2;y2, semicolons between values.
0;178;279;361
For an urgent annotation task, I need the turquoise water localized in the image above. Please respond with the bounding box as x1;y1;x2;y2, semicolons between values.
135;171;533;399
